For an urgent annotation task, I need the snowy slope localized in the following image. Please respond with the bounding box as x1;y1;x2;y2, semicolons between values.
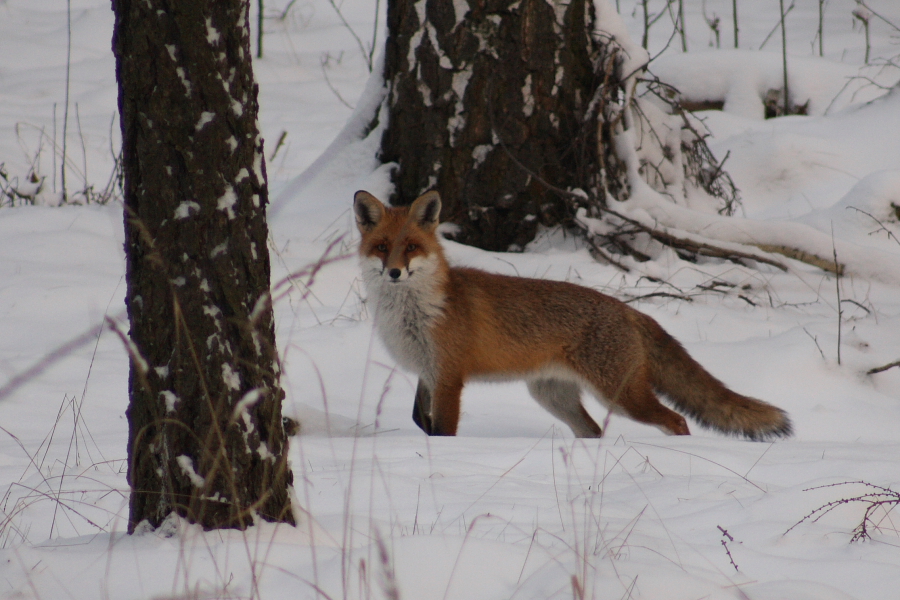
2;1;900;599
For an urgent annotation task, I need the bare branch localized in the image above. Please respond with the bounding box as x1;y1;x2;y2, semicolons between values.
868;360;900;375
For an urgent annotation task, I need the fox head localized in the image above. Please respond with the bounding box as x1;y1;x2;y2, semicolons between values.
354;190;446;285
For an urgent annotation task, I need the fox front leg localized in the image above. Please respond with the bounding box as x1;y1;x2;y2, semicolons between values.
428;376;464;436
412;376;462;436
412;379;433;434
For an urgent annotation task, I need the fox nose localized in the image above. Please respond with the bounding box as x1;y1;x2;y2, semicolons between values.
388;268;402;280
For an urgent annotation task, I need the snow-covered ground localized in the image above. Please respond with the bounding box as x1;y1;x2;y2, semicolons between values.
2;0;900;598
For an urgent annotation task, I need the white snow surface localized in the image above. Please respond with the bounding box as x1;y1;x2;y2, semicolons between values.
2;1;900;599
650;49;898;117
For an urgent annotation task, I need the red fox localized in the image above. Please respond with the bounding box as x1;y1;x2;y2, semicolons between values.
354;190;792;440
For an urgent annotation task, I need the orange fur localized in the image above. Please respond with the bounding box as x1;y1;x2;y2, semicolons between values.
355;190;792;440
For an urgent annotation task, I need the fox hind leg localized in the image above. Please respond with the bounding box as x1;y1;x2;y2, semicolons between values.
605;372;690;436
527;378;603;438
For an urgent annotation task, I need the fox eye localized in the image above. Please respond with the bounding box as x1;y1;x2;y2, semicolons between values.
376;243;388;253
406;243;417;252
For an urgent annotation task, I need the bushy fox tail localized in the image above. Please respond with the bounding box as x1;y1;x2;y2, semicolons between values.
638;314;793;441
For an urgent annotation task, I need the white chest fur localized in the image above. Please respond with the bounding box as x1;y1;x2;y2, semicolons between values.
360;256;445;381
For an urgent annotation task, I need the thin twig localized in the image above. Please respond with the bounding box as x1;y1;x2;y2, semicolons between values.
257;0;264;58
856;0;900;32
832;224;842;366
786;481;900;542
269;130;288;161
868;360;900;375
840;298;871;314
61;0;73;203
732;0;739;48
324;0;372;72
368;0;381;71
847;206;900;248
759;0;795;50
817;0;824;56
779;0;790;115
75;103;88;198
320;54;354;109
718;526;739;571
0;311;127;403
802;327;827;362
624;291;694;303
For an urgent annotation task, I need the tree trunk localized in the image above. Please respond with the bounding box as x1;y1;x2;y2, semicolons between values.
113;0;294;532
379;0;624;251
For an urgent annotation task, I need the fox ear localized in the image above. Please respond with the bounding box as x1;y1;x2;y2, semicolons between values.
409;191;441;230
354;191;385;232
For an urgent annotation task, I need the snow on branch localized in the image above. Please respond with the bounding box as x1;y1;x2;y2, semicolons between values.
572;24;900;284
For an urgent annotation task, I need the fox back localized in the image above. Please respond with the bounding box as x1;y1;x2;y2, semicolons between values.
354;190;792;441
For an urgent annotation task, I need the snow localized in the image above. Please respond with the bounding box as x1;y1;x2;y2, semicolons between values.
234;388;263;421
451;0;470;29
2;1;900;599
217;184;238;218
231;96;245;117
196;111;216;131
160;390;179;413
650;50;898;117
592;0;650;79
522;73;534;116
176;67;192;95
210;240;228;258
206;17;222;46
174;200;201;219
220;363;241;392
472;144;492;167
176;455;206;488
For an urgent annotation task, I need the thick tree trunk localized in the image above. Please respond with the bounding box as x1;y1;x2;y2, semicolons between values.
380;0;622;251
113;0;294;531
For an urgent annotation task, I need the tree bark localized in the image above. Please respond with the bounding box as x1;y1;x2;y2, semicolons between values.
379;0;622;251
113;0;294;532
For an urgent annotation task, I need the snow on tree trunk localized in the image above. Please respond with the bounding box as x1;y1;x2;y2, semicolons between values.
113;0;294;532
377;0;760;269
379;0;624;251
